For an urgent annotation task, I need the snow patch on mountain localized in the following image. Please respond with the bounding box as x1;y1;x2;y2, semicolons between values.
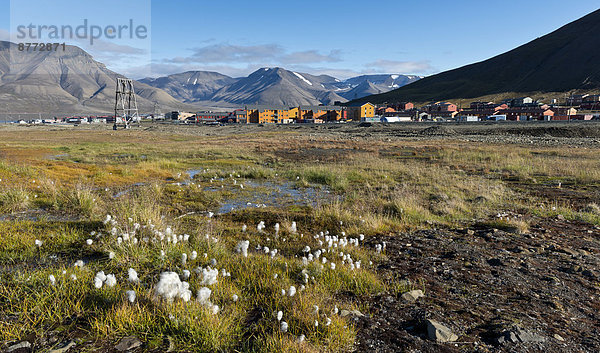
293;72;313;86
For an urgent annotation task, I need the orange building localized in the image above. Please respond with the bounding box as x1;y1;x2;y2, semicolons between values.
245;105;291;123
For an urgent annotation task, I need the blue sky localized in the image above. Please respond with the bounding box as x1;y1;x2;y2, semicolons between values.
1;0;598;79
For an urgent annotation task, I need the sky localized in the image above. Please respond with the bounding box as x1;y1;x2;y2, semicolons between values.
1;0;599;79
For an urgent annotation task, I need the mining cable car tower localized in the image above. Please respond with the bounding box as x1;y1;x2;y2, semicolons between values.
114;78;139;129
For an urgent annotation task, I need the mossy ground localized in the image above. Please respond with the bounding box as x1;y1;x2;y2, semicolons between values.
0;125;599;351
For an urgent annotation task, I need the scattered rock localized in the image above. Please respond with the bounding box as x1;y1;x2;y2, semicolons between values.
401;290;424;303
554;334;565;342
340;309;365;318
582;269;598;279
487;258;503;266
7;341;31;352
495;328;546;345
48;341;76;353
115;336;143;351
425;319;458;342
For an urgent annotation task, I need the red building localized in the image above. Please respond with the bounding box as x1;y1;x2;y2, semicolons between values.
425;102;457;113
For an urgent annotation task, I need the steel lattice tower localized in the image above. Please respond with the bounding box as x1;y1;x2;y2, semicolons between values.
114;78;139;129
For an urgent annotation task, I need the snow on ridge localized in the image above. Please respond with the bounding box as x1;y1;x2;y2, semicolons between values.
193;78;198;85
391;74;399;80
293;72;313;86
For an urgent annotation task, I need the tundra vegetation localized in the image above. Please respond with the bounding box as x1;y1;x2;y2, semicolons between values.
0;126;599;352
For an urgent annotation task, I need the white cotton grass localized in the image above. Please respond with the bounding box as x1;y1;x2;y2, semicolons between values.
35;239;43;247
196;287;220;315
290;221;297;234
200;267;218;286
257;221;265;232
277;310;283;321
235;240;250;257
48;274;56;286
86;239;93;246
190;251;198;260
105;274;117;287
94;276;103;289
155;272;192;302
232;294;239;302
128;268;139;283
74;260;84;268
288;286;296;297
125;290;136;303
95;271;107;282
197;287;212;305
181;253;187;265
280;321;288;333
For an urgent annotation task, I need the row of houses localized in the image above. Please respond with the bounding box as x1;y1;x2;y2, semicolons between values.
166;94;600;125
169;103;378;124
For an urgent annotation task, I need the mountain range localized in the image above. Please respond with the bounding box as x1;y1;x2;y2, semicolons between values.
351;8;600;105
140;69;421;106
0;41;194;117
0;37;420;117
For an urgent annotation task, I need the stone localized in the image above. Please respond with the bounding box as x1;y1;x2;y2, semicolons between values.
487;258;503;266
49;341;76;353
496;328;546;344
340;309;365;318
554;334;565;342
582;269;598;279
426;319;458;342
514;328;546;343
115;336;143;351
402;290;425;303
7;341;31;352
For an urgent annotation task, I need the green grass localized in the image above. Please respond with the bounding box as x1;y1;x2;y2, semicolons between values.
0;127;599;351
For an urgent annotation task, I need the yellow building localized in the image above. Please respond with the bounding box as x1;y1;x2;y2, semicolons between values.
288;107;300;120
347;103;375;121
246;105;292;123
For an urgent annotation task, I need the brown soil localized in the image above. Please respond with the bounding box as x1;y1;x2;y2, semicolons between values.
354;217;600;352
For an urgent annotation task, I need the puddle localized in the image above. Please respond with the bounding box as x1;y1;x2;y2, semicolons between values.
185;170;338;214
214;180;334;214
187;169;203;179
46;153;70;160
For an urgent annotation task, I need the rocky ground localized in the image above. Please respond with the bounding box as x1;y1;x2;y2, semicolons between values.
354;216;600;353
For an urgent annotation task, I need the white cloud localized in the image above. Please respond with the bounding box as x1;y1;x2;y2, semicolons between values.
165;43;343;66
280;50;342;64
167;43;284;64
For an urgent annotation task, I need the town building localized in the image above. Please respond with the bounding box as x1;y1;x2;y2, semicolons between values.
424;102;458;113
245;105;292;124
347;103;375;121
502;97;535;107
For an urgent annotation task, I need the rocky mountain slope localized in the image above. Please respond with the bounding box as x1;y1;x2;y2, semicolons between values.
142;68;421;106
0;41;192;116
352;9;600;104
